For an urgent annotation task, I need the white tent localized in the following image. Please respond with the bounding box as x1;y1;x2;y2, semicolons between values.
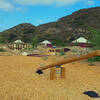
14;40;24;43
72;37;90;43
40;40;51;45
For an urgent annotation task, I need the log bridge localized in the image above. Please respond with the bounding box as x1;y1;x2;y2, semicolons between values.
36;50;100;79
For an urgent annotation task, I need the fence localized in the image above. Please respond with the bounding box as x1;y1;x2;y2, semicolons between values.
8;43;32;50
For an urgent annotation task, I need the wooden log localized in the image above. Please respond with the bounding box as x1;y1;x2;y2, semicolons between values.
50;68;56;80
96;50;100;56
61;67;65;78
37;50;100;71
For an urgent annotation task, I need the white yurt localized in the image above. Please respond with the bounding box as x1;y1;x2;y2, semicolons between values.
14;40;24;43
72;37;91;47
40;40;53;48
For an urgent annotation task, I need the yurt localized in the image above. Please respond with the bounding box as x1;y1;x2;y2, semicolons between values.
14;40;24;43
40;40;53;48
71;37;91;47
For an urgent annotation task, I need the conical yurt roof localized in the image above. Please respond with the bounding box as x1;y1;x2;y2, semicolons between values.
72;37;90;43
41;40;51;44
14;40;24;43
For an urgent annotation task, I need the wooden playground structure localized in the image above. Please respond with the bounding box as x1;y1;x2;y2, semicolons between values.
36;50;100;80
50;66;66;80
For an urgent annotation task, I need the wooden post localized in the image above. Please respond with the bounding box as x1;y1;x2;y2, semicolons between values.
61;67;65;78
50;67;56;80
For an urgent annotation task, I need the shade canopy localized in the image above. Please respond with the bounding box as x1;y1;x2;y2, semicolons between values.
14;40;24;43
72;37;90;43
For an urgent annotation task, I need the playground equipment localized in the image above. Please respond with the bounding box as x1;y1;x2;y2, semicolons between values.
50;66;66;80
36;50;100;79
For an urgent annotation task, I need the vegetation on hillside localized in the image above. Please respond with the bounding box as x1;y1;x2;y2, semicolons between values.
88;27;100;50
52;39;67;46
0;34;4;43
87;27;100;62
0;7;100;43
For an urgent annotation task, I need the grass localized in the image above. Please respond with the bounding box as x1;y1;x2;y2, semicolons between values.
41;56;48;60
0;46;100;100
72;62;75;64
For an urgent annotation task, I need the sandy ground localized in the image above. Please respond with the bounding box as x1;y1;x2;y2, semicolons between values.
0;55;100;100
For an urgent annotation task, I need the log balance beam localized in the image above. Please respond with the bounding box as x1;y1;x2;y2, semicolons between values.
36;50;100;75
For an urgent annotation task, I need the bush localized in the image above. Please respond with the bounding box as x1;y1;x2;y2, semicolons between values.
55;52;58;56
88;56;100;62
88;27;100;49
60;51;65;55
0;48;6;52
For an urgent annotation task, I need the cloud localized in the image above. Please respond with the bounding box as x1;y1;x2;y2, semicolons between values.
0;0;24;11
0;0;95;11
16;7;23;11
0;0;14;10
55;0;81;7
14;0;81;6
88;0;95;5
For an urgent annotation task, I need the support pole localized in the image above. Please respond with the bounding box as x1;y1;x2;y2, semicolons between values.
50;67;56;80
61;67;65;78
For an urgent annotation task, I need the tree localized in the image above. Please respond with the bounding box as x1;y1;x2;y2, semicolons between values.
0;34;3;44
87;27;100;62
88;27;100;50
52;39;66;47
31;35;38;48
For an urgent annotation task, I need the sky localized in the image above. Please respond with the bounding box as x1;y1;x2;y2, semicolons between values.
0;0;100;32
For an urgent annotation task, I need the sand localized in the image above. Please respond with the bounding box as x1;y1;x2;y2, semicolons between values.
0;55;100;100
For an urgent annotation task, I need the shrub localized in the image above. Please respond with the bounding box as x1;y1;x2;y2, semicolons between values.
88;63;95;66
60;51;65;55
88;56;100;62
87;27;100;49
0;48;6;52
55;52;58;56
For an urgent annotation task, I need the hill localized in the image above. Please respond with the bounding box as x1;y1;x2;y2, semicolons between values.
0;7;100;44
35;7;100;43
0;23;36;43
